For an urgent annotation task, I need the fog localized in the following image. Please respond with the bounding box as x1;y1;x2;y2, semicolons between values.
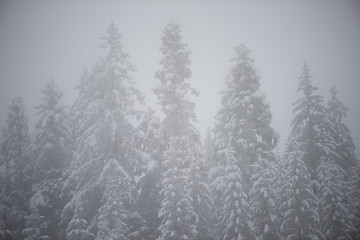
1;1;360;239
1;1;359;154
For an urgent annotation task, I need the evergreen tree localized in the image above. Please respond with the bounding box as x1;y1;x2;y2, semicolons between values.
157;137;197;240
289;63;335;178
187;141;215;240
95;159;131;240
318;159;353;240
210;44;278;239
348;164;360;239
220;146;254;240
22;208;49;240
129;110;162;240
61;22;143;240
212;44;278;188
153;21;199;142
327;86;357;171
0;97;32;240
249;156;280;240
30;79;73;239
280;142;325;240
65;200;94;240
204;128;215;165
154;22;214;240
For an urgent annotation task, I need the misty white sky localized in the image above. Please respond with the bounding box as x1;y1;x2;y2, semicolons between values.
0;1;359;155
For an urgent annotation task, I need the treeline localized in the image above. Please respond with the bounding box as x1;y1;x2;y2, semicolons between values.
0;22;359;240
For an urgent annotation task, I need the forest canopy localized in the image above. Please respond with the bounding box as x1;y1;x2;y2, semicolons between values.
0;21;359;240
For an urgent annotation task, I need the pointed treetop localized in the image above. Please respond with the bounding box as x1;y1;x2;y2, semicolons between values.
100;22;132;66
161;21;185;50
328;86;348;121
226;43;259;92
6;97;29;129
158;21;191;80
37;79;63;114
297;62;318;97
232;43;253;65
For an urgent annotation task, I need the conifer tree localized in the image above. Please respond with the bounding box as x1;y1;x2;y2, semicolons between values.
249;156;280;240
187;142;215;240
154;22;214;240
33;79;72;179
95;159;131;240
30;79;73;239
22;208;49;240
212;44;278;188
221;146;254;240
348;164;360;239
280;142;325;240
211;44;278;239
327;86;357;171
0;97;32;240
61;22;143;240
65;200;94;240
318;159;353;240
158;137;197;240
130;110;162;240
153;21;199;142
289;63;335;178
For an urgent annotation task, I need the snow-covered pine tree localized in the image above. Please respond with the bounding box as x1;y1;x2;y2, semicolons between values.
210;44;278;239
204;128;215;166
95;159;131;240
212;44;278;189
33;79;72;179
30;79;73;239
187;141;215;240
280;140;325;240
318;159;353;240
348;164;360;239
65;200;94;240
249;155;280;240
129;110;162;240
153;21;199;142
158;137;197;240
61;22;143;240
154;22;214;240
289;63;336;179
220;146;254;240
0;97;32;240
327;86;357;171
22;208;49;240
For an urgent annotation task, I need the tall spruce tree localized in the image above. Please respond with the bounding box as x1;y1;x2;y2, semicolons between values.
318;159;353;240
61;22;143;240
289;63;335;178
158;137;197;240
327;86;357;171
22;208;49;240
220;146;254;240
154;22;214;240
280;141;325;240
212;44;278;187
29;79;73;239
129;110;163;240
348;164;360;239
0;97;32;240
187;143;215;240
153;21;199;142
249;156;280;240
95;159;131;240
211;44;277;239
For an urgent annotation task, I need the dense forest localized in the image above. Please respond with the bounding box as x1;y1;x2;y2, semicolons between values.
0;22;359;240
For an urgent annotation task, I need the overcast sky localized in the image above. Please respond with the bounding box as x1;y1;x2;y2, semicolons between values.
0;0;360;154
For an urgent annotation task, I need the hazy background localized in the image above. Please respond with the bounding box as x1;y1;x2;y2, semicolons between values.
0;0;359;155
